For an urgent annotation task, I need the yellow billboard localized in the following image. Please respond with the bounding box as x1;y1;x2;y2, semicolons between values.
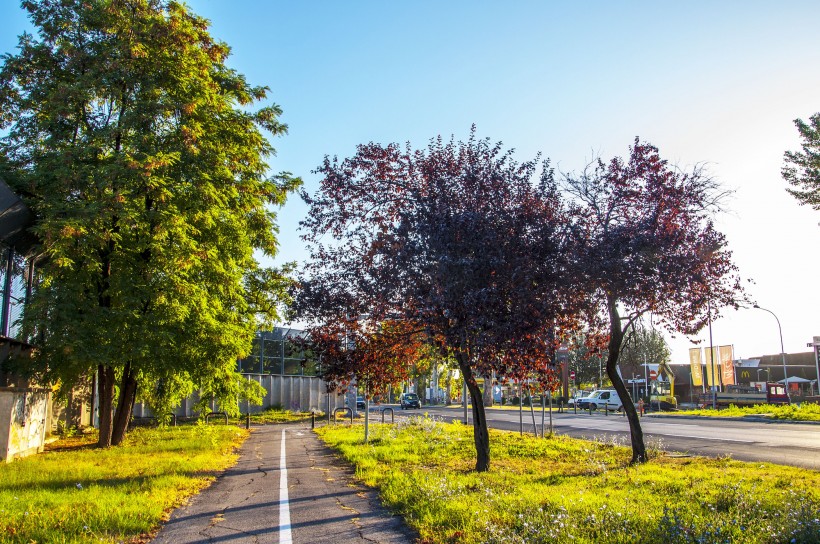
689;348;703;386
704;347;721;386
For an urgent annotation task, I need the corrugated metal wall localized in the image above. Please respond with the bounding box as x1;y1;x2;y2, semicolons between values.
133;375;347;418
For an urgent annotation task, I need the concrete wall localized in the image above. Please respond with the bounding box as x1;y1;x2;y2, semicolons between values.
134;375;347;418
0;387;50;462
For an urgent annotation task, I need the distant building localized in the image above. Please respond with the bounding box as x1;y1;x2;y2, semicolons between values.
237;328;320;376
0;178;51;461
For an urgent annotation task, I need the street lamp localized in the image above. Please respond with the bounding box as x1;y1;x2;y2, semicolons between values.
708;299;718;409
753;304;789;400
756;367;770;389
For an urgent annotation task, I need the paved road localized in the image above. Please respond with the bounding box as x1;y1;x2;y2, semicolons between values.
392;405;820;469
152;423;415;544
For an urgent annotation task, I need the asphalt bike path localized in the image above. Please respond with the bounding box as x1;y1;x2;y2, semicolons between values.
152;423;415;543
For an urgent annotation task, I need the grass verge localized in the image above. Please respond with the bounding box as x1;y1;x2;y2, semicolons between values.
316;415;820;543
672;402;820;421
244;407;322;424
0;422;247;543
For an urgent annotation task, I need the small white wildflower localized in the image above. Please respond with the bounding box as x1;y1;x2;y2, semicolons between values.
76;483;83;490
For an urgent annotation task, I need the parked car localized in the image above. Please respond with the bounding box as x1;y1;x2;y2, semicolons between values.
567;391;591;407
576;389;622;411
356;396;366;410
400;393;421;409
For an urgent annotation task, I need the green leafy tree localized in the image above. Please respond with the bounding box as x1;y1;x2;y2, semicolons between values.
563;332;607;388
0;0;298;446
618;320;671;378
783;113;820;210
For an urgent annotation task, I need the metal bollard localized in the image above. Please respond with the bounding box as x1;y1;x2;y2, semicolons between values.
311;412;315;429
246;412;250;429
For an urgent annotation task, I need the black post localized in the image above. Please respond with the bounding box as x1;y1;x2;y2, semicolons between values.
311;412;315;429
245;412;250;429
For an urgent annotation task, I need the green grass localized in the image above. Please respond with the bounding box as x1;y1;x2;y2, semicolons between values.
130;407;324;427
244;407;323;424
673;402;820;421
316;415;820;543
0;423;248;543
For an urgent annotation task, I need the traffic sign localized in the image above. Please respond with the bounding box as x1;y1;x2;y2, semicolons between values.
649;369;658;380
569;371;576;380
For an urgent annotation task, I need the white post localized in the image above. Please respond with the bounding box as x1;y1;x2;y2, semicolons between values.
463;380;468;424
813;337;820;397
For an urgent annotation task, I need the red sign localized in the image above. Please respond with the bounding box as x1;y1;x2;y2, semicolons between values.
569;371;576;380
649;369;658;380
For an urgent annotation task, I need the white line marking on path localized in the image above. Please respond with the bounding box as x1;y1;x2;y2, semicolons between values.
279;429;292;544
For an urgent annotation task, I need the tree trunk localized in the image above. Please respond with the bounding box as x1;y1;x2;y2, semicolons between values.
459;359;490;472
607;296;647;464
445;370;453;406
111;362;138;446
417;376;427;404
97;364;115;448
482;372;494;407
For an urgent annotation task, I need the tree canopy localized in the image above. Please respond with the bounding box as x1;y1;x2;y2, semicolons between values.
297;130;577;471
783;112;820;210
562;139;745;462
298;132;745;469
0;0;298;446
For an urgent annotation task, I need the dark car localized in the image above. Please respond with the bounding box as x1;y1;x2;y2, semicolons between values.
356;396;366;410
400;393;420;409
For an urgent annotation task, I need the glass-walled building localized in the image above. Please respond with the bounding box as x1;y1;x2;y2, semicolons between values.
237;328;320;376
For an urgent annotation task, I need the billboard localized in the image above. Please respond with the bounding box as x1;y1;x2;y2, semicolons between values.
704;346;720;386
719;345;735;386
689;348;703;386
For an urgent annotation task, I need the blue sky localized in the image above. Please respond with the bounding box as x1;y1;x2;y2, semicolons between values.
2;1;820;368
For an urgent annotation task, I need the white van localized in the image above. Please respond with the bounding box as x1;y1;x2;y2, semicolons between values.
578;389;622;411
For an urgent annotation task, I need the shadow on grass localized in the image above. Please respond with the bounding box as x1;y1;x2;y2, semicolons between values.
0;468;226;493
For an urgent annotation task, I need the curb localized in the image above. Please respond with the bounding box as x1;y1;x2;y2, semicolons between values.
642;413;820;425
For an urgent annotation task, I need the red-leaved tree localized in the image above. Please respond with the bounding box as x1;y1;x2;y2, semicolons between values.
301;318;427;401
563;139;746;463
297;130;580;471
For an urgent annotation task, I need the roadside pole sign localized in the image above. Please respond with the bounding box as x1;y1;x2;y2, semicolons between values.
811;337;820;396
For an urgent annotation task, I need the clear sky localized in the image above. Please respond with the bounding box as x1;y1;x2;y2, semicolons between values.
2;1;819;368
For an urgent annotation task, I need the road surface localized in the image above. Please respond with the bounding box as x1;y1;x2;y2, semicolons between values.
385;404;820;469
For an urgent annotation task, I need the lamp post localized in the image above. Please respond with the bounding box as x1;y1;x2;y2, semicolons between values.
753;304;789;400
708;299;717;409
756;367;770;389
